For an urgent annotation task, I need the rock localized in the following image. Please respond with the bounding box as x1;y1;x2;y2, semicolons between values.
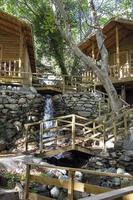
18;98;26;104
30;87;37;93
117;168;125;174
8;98;17;104
26;94;35;100
75;171;83;181
2;109;8;114
119;154;132;162
5;104;19;110
50;187;60;198
0;140;6;151
124;150;133;158
0;104;4;109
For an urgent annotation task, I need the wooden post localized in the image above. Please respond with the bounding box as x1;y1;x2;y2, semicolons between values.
121;85;126;101
116;26;120;75
103;124;107;152
98;101;101;116
24;164;31;200
124;111;128;137
19;29;24;80
25;125;28;152
72;115;76;149
39;122;43;152
113;114;117;143
68;170;74;200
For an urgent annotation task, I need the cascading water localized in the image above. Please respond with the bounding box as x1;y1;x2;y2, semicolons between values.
43;95;54;138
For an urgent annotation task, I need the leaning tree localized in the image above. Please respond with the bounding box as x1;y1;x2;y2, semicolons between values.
51;0;122;113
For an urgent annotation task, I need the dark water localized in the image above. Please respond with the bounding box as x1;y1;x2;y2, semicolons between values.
45;150;91;168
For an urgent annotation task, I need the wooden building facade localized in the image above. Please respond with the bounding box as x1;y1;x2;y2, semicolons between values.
0;11;35;85
79;18;133;103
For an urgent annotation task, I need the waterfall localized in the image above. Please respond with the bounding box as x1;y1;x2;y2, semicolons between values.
43;95;54;138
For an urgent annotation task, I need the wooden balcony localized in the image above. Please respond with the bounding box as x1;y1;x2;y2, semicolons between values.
83;64;133;86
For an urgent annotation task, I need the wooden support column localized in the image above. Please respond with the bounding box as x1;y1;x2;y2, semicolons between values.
24;164;31;200
39;122;43;153
68;170;74;200
72;115;76;149
116;26;120;72
121;85;126;101
19;28;24;80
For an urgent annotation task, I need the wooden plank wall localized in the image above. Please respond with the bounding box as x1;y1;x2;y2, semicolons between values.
0;30;20;60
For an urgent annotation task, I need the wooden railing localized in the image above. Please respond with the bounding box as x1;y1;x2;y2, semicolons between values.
24;163;133;200
24;105;131;156
82;64;133;84
32;73;96;93
0;60;32;85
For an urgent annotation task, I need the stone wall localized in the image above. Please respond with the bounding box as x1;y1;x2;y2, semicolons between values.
0;85;44;151
53;91;107;118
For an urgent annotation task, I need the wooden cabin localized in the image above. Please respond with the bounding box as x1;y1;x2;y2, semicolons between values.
0;11;35;86
79;18;133;104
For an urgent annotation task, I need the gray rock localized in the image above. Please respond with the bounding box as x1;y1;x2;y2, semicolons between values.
5;104;19;110
0;140;6;151
50;187;60;198
0;105;4;109
30;86;37;93
18;98;26;104
119;154;132;162
2;109;8;114
26;94;35;100
8;98;17;104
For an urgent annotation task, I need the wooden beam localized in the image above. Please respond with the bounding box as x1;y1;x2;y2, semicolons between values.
30;175;68;189
29;193;55;200
78;186;133;200
116;25;120;66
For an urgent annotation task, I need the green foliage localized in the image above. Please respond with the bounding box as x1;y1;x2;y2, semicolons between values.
0;0;133;75
2;172;20;189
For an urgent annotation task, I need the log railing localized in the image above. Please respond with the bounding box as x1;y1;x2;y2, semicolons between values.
24;163;133;200
24;106;132;155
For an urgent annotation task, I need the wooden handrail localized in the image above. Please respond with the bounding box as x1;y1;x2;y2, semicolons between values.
79;186;133;200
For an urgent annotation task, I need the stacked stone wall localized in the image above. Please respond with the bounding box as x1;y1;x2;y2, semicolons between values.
0;85;44;151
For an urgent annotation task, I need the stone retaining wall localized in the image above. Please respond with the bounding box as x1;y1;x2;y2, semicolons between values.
0;85;44;152
53;91;107;118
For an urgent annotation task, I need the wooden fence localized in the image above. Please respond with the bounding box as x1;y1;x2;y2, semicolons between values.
24;163;133;200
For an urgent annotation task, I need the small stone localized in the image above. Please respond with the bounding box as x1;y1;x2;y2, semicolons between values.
117;168;125;174
2;109;8;114
18;98;26;104
50;187;60;198
26;94;35;100
0;104;4;109
96;161;103;166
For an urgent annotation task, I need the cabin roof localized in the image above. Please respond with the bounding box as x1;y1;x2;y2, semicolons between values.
79;18;133;56
0;11;36;72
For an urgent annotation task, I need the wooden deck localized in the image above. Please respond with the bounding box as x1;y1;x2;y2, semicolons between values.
1;63;133;94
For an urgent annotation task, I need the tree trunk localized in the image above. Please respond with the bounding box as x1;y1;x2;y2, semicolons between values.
52;0;122;113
